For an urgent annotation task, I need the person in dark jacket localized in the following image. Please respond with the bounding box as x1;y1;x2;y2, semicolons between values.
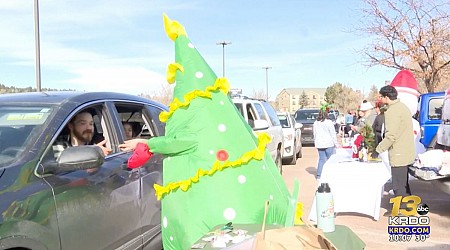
372;101;387;147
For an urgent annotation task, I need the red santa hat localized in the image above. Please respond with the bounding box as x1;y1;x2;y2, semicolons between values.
390;69;420;97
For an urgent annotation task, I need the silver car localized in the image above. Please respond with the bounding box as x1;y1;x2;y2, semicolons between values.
277;112;303;165
232;97;284;173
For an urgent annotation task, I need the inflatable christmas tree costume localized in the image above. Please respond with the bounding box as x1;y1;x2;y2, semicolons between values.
130;15;298;250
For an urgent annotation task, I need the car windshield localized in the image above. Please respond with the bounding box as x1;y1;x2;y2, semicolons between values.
295;110;319;121
277;114;291;128
0;106;53;166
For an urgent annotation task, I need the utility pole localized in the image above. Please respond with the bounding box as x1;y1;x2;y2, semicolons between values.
216;41;231;77
262;66;272;101
34;0;42;92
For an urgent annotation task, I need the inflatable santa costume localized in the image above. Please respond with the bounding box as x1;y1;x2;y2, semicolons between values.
390;69;426;156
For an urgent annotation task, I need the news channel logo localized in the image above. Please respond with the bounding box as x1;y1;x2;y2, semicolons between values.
387;195;430;243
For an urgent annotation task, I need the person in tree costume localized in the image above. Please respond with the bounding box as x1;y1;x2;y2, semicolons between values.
119;15;299;250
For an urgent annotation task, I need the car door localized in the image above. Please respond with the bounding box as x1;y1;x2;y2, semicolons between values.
291;115;301;150
41;103;142;250
255;102;283;159
113;102;164;249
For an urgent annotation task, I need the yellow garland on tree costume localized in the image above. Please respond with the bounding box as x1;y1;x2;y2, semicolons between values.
159;77;230;122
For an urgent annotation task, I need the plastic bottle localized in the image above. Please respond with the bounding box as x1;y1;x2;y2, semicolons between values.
362;147;368;162
358;140;368;162
316;183;335;233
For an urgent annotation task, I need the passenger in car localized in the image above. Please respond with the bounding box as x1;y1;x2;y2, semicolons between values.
53;111;112;159
122;122;134;140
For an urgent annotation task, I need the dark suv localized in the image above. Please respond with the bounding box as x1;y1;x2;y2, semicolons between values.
0;92;165;250
294;109;320;145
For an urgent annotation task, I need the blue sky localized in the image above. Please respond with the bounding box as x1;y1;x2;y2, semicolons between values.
0;0;397;100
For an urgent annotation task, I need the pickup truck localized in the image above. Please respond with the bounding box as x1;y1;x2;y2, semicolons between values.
410;90;450;195
414;91;445;148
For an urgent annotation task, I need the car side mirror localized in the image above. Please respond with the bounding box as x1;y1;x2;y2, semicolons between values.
295;122;303;129
253;119;269;130
38;145;104;175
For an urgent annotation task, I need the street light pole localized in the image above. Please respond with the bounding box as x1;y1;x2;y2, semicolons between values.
34;0;41;92
262;66;272;101
216;41;231;77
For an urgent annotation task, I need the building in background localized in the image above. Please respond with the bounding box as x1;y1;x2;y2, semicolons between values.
276;88;326;113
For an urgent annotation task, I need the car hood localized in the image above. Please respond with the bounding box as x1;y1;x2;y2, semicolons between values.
298;120;314;125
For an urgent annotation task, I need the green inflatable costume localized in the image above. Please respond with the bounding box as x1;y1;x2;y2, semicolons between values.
132;15;298;250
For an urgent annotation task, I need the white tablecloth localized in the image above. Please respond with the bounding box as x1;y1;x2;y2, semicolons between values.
308;153;391;221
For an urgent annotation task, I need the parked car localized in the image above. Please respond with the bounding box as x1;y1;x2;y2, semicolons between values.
414;91;445;148
409;89;450;195
327;112;339;133
0;91;165;250
231;96;284;173
277;112;302;165
294;109;320;145
433;89;450;194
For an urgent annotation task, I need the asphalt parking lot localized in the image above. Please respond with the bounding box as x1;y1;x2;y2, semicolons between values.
282;146;450;250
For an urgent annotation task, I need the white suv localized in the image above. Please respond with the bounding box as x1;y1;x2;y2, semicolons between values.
232;96;284;173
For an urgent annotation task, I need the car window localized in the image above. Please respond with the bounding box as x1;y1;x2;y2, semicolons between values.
262;102;281;126
291;115;296;126
234;103;244;117
0;106;53;166
49;104;115;161
146;105;166;136
277;114;290;128
295;110;319;121
428;98;444;120
114;103;161;141
245;104;257;128
254;103;267;121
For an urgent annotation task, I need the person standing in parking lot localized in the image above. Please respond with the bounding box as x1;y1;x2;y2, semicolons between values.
313;109;338;180
375;85;415;215
344;110;353;136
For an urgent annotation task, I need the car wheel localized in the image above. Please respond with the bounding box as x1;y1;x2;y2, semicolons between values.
275;150;283;175
296;144;303;158
288;143;297;165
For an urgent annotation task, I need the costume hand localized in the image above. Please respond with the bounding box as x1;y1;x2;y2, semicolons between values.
119;138;148;151
128;143;153;169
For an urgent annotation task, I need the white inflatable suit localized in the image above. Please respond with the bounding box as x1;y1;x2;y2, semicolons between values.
390;69;426;156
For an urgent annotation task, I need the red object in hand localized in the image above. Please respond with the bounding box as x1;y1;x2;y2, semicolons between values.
128;143;153;169
352;134;363;158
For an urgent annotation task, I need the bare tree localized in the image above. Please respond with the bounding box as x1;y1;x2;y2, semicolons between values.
139;83;174;106
367;85;379;104
359;0;450;93
326;83;364;112
251;88;266;100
